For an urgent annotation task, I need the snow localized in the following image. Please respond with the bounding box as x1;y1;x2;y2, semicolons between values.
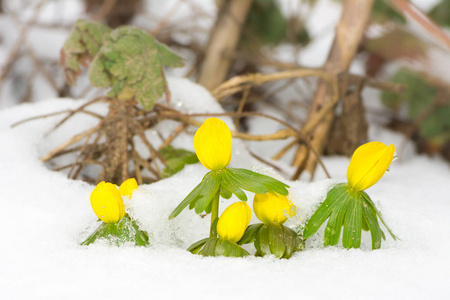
1;77;450;299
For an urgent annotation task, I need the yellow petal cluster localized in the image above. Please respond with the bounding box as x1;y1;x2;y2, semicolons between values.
90;181;125;224
347;142;395;191
119;178;138;198
253;192;296;225
194;118;232;171
217;202;251;243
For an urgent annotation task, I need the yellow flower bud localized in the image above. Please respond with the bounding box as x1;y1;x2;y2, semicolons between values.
90;181;125;224
347;142;395;191
119;178;138;197
216;202;251;243
194;118;232;171
253;192;296;225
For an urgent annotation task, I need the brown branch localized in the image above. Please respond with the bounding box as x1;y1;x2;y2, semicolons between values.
41;122;104;162
388;0;450;50
0;0;48;96
292;0;375;178
212;68;333;100
197;0;253;90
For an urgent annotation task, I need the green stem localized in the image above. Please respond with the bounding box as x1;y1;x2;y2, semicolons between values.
210;193;220;238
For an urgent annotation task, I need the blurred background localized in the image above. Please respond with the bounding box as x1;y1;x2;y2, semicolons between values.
0;0;449;170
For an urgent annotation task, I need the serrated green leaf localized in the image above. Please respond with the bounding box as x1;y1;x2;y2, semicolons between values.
61;19;112;85
342;195;362;249
303;183;348;239
89;26;184;110
238;223;263;245
194;172;221;214
324;189;351;247
361;200;382;250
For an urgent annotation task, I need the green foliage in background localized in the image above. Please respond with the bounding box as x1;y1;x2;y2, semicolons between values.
62;20;184;110
89;26;184;110
382;69;450;147
429;0;450;28
61;20;111;85
372;0;405;24
160;146;199;178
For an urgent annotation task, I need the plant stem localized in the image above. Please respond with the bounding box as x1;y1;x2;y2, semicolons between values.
210;193;220;238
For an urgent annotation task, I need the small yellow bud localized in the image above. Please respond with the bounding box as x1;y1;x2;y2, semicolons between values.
216;202;251;243
253;193;296;225
194;118;232;171
119;178;138;197
90;181;125;224
347;142;395;191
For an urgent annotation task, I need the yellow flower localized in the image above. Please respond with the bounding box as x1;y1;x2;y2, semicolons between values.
90;181;125;224
347;141;395;191
253;193;296;225
194;118;232;171
119;178;138;198
216;202;251;243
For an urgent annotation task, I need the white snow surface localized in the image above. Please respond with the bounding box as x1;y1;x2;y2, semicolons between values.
1;77;450;299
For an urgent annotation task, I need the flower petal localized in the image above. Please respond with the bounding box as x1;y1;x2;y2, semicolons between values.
253;192;296;225
194;118;232;171
216;202;251;242
90;181;125;223
347;142;395;191
119;178;138;197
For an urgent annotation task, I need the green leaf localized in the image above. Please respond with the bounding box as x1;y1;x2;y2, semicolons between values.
225;168;268;195
361;200;383;250
245;0;287;46
187;238;209;254
159;146;199;178
194;172;221;214
89;26;184;110
429;0;450;28
221;169;248;201
254;224;303;258
61;19;112;85
219;187;233;199
199;237;219;257
233;168;289;196
324;189;351;247
237;223;263;245
226;168;290;196
210;217;219;238
303;183;348;239
372;0;406;24
361;192;399;241
81;215;149;246
342;194;363;249
169;176;208;219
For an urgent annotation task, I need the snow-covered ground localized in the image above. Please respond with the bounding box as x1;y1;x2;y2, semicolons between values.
1;78;450;299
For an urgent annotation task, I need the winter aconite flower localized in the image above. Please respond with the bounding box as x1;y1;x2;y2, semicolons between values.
119;178;138;198
347;142;395;191
193;117;232;171
90;181;125;224
253;193;296;225
217;202;251;243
